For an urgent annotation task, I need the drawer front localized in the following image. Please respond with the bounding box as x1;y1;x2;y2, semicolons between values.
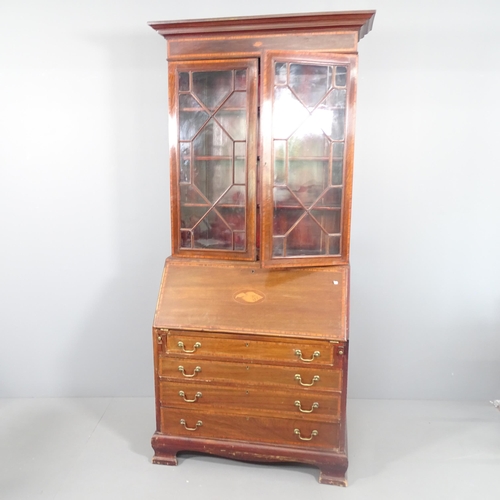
160;407;340;450
160;382;341;421
159;357;342;392
165;330;336;366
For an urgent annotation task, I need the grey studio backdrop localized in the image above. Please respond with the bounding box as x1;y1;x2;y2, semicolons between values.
1;0;499;400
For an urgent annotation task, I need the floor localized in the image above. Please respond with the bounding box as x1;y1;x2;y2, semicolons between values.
1;398;499;499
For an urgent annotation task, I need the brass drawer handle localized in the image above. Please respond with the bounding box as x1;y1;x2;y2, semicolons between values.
178;365;201;378
178;390;202;403
180;419;202;431
294;429;318;441
294;400;319;413
178;341;201;353
295;350;320;362
295;374;320;387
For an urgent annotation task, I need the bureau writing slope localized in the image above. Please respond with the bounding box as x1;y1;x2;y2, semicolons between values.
149;11;375;486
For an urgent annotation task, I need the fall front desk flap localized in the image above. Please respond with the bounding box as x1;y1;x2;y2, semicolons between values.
154;259;349;341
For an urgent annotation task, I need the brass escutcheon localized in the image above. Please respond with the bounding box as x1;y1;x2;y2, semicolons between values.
295;349;320;362
294;429;319;441
178;390;202;403
295;374;320;387
178;366;201;378
294;400;319;413
178;341;201;353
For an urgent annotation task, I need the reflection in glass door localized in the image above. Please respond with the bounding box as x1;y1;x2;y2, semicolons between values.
270;61;350;259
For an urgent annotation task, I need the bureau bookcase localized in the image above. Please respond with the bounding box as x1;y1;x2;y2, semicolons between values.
149;11;375;486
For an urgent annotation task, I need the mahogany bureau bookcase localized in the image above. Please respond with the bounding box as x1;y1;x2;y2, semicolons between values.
149;11;375;486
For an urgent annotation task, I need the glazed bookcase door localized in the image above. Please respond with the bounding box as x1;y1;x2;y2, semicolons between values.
169;59;258;260
260;52;357;268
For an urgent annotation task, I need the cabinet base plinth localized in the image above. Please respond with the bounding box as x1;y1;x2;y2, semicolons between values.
151;432;347;485
152;455;177;466
319;465;348;486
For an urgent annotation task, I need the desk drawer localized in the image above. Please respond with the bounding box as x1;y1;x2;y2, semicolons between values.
159;357;342;392
160;381;341;421
164;331;336;366
160;407;340;450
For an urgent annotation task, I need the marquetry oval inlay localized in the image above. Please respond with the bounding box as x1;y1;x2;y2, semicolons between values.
234;290;265;304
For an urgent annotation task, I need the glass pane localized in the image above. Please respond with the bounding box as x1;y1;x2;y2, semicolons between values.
270;59;349;259
330;109;345;141
192;71;233;110
179;72;189;92
323;89;347;109
179;143;191;183
314;187;343;208
180;206;210;230
329;235;341;255
286;215;325;256
288;116;329;158
332;142;344;158
272;236;284;257
288;161;328;207
289;64;330;110
193;160;232;203
273;208;304;235
310;209;341;234
335;66;347;87
273;186;301;208
274;140;286;185
179;94;209;141
275;63;287;85
234;232;246;251
217;207;245;231
234;142;246;185
315;103;346;141
217;185;246;206
273;87;309;139
193;118;233;158
180;184;209;205
215;92;247;141
180;230;192;248
193;210;232;249
176;64;253;255
235;70;247;90
332;159;343;185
